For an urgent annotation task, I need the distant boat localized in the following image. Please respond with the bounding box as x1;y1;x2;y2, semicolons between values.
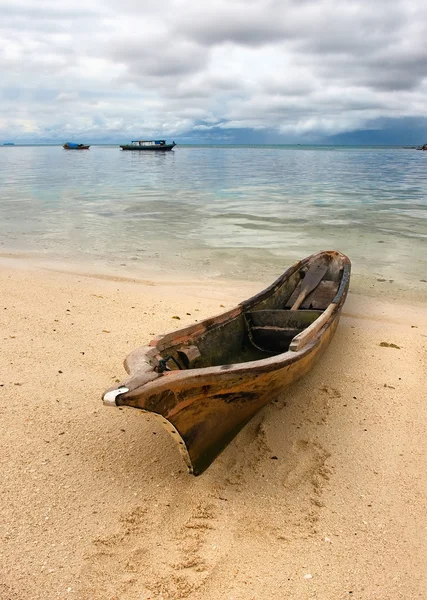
416;144;427;151
3;142;15;146
63;142;90;150
120;140;176;151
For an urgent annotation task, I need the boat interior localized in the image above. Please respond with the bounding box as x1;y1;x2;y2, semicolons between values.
155;254;348;371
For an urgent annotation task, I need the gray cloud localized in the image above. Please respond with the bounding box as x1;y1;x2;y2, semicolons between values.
110;36;208;78
170;4;289;47
0;0;427;141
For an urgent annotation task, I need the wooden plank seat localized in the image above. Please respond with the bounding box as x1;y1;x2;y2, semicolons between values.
245;309;323;353
285;280;338;309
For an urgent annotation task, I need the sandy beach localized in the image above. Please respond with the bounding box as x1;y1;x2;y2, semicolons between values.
1;259;426;600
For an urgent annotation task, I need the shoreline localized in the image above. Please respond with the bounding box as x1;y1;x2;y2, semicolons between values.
1;259;426;599
1;250;426;304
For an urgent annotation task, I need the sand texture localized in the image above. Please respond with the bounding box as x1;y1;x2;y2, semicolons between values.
1;263;426;600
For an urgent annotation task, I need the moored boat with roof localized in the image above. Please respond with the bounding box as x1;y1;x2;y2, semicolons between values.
120;140;176;151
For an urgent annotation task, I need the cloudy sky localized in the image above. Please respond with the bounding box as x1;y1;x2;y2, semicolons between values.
1;0;427;144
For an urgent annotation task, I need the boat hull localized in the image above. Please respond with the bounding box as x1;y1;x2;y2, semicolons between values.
63;144;90;150
103;250;350;475
118;315;340;475
120;144;175;151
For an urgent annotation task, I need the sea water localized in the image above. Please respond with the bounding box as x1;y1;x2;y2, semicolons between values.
1;144;426;287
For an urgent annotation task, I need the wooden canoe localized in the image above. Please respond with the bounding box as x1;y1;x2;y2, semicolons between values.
103;250;351;475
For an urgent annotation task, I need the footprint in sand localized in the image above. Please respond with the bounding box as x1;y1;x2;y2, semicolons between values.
77;493;233;600
220;416;274;487
278;439;332;533
283;439;331;490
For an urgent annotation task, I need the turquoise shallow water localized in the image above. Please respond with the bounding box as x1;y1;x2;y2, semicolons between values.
1;145;427;285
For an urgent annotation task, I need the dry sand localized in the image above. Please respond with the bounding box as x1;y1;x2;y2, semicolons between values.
0;260;426;600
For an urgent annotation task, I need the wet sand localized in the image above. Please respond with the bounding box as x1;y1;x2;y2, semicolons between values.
0;261;426;600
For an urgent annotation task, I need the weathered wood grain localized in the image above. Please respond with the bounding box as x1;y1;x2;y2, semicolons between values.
103;250;351;475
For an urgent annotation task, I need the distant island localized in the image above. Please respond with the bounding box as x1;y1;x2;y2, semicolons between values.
2;142;15;146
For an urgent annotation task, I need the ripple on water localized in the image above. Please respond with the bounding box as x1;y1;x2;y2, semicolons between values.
0;145;426;285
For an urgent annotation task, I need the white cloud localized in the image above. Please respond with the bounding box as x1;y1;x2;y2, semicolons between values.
0;0;427;141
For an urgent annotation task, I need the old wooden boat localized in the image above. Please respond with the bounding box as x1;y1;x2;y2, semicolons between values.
120;140;176;151
103;250;351;475
63;142;90;150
